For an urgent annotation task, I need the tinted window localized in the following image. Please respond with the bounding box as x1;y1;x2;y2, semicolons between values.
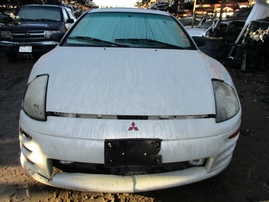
17;6;62;22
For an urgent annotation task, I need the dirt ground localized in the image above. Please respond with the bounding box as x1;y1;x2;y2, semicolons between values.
0;51;269;202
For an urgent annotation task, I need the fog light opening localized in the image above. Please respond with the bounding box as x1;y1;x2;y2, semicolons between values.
228;128;240;139
20;129;32;139
25;156;35;165
189;158;205;166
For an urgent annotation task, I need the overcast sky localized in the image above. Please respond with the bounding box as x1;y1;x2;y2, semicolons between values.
94;0;138;7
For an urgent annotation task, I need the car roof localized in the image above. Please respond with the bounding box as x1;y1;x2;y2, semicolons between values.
20;4;64;8
87;8;172;17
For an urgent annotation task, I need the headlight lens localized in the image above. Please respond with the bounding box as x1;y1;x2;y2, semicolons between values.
23;75;48;121
0;30;11;39
212;79;240;122
45;30;61;39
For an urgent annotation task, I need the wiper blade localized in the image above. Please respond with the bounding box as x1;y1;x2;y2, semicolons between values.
34;18;59;22
16;18;35;21
15;18;58;22
115;38;183;49
68;36;129;47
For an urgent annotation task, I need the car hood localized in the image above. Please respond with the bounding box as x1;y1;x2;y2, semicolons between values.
2;20;63;30
30;47;234;116
185;27;208;37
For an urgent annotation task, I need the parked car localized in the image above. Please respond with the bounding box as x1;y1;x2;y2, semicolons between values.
185;16;218;37
149;1;170;11
0;4;75;60
205;0;269;66
208;18;246;43
19;8;241;193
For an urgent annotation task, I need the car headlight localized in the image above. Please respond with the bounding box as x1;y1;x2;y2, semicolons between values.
0;30;11;39
45;31;61;39
22;75;48;121
212;79;240;123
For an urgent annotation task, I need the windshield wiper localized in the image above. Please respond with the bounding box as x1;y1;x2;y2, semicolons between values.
16;18;35;21
15;18;58;22
33;18;59;22
115;38;184;49
68;36;129;47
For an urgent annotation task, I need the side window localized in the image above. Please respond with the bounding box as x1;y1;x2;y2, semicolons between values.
62;8;69;22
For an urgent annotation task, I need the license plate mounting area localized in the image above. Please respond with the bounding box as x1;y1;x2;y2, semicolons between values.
105;138;162;168
19;46;32;52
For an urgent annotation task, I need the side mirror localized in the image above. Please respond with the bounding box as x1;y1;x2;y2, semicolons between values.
50;32;65;42
192;36;206;46
66;18;74;23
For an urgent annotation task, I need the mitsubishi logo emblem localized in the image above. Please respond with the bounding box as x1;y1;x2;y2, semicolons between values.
128;122;139;131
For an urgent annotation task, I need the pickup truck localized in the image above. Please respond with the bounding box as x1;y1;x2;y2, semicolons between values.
0;4;75;60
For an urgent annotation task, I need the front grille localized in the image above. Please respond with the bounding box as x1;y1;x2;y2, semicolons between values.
52;160;203;176
10;30;46;41
48;111;215;120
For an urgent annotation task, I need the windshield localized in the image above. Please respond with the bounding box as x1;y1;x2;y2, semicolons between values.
16;6;62;22
63;12;193;49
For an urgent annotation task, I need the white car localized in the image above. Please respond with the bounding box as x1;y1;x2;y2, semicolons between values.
185;17;218;37
19;8;241;193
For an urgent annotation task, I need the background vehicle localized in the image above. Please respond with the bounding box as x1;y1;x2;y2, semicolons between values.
185;16;218;37
0;4;75;60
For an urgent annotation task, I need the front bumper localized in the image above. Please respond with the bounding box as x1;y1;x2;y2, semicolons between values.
19;110;241;193
0;40;58;53
21;158;231;193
